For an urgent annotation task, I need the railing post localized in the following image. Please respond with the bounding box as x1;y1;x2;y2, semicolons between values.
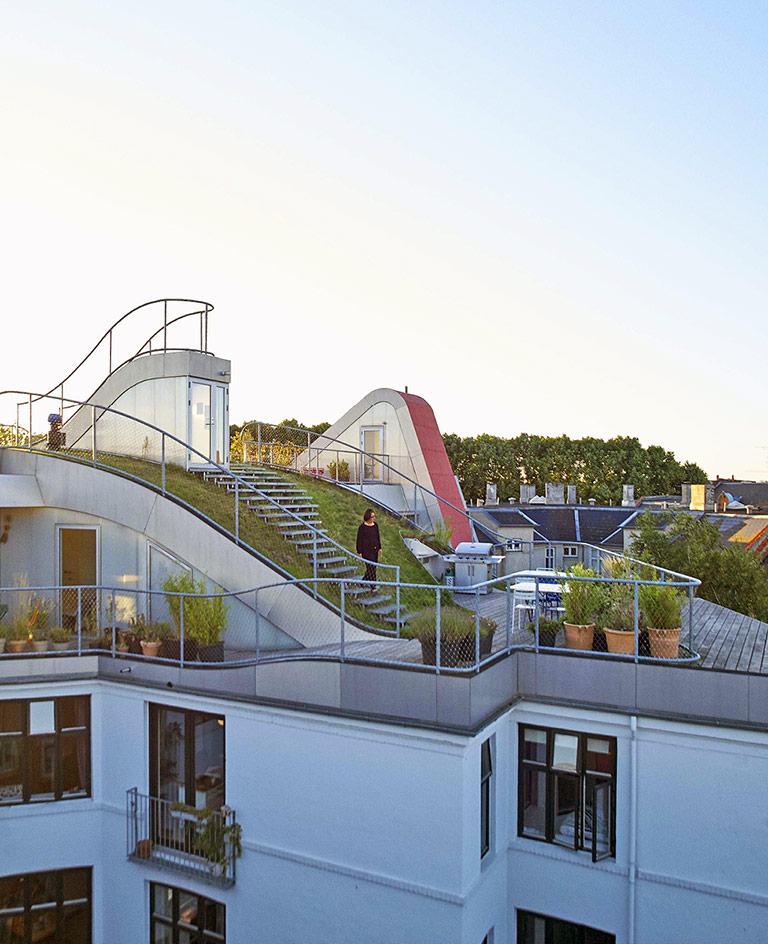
200;311;204;350
234;481;239;543
111;589;116;658
180;596;185;667
28;394;32;451
506;579;512;650
163;300;168;352
254;589;260;664
76;587;82;654
395;566;401;638
475;587;481;668
91;406;97;465
435;587;441;675
257;424;262;464
205;304;209;352
634;582;639;664
534;576;540;652
340;582;346;662
688;584;694;655
109;330;113;374
15;403;19;446
313;531;318;599
161;434;166;495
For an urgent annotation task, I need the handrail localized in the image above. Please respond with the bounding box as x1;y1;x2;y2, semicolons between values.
0;390;402;635
241;420;496;545
25;298;214;413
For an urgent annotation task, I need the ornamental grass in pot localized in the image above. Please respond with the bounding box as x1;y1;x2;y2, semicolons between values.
639;584;682;659
406;606;492;667
562;564;601;650
7;619;30;653
49;627;73;651
601;585;638;655
525;617;561;648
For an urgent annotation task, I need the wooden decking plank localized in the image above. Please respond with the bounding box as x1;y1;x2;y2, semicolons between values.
718;613;754;671
698;606;740;669
748;618;768;673
708;610;747;669
735;617;763;672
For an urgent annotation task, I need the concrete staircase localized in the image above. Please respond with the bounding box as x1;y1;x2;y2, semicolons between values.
201;464;415;628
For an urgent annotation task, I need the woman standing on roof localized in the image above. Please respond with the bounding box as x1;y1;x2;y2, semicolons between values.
356;509;382;591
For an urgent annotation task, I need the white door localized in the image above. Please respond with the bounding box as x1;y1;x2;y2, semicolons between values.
360;426;384;481
189;382;228;467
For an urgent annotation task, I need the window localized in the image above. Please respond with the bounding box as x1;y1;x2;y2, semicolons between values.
0;867;91;943
544;546;555;569
517;909;614;943
149;705;225;809
151;882;225;943
563;545;578;558
518;725;615;861
480;738;493;858
0;697;90;805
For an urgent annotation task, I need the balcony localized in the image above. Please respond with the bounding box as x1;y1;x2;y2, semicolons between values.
126;788;239;887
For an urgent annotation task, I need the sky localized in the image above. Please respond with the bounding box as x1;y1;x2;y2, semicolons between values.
1;1;766;479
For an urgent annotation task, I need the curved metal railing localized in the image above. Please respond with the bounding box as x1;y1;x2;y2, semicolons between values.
20;298;214;423
0;566;702;672
0;389;404;634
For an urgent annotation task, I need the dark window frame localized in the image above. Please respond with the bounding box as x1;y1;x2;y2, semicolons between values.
150;881;225;943
149;704;225;808
0;866;92;944
480;738;493;859
518;724;616;861
517;908;615;944
0;696;91;805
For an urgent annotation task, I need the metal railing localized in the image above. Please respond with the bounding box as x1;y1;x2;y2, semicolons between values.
239;420;480;541
0;390;401;633
0;564;701;674
19;298;214;425
126;788;237;887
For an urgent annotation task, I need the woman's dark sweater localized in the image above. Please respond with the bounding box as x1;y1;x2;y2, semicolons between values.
356;522;381;560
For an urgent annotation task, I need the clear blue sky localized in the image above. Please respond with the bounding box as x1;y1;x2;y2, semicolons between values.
2;1;766;478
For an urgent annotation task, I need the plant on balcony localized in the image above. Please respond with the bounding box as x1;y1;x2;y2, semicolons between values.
562;564;601;651
131;615;171;657
601;584;638;655
0;623;7;654
170;801;242;874
327;459;351;482
525;617;561;648
406;606;496;665
49;626;73;651
638;583;682;659
7;618;31;653
162;573;229;662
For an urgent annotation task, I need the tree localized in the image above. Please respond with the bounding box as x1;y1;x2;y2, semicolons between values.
630;512;768;622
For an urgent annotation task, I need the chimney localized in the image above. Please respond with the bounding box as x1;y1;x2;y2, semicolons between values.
485;483;498;506
681;483;692;508
705;483;715;510
520;484;535;503
622;484;635;506
567;485;577;505
588;497;597;506
545;482;565;505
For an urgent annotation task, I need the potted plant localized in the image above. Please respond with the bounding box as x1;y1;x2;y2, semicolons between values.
525;617;561;648
639;583;682;659
602;584;637;655
162;572;201;660
406;606;483;666
164;574;229;662
7;619;30;653
562;564;601;650
0;624;6;654
478;616;497;658
170;801;242;875
49;627;73;651
139;621;170;658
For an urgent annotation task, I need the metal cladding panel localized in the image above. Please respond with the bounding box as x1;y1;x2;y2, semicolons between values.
400;392;473;547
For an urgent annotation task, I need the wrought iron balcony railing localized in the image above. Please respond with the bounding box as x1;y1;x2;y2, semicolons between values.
126;788;239;887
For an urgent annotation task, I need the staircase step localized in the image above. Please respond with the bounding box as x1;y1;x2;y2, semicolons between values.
368;604;400;616
315;556;348;567
357;594;392;606
324;566;359;576
384;612;418;625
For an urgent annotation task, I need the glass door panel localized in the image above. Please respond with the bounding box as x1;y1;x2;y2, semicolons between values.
59;528;98;632
361;427;383;481
189;383;212;463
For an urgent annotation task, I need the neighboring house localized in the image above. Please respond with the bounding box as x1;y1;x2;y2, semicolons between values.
714;480;768;513
1;302;768;944
623;509;768;561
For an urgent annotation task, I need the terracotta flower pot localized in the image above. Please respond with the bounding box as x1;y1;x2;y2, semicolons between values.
8;639;29;653
31;640;50;653
648;627;681;659
140;640;161;658
134;838;152;859
563;622;594;651
52;641;73;652
603;628;636;654
0;638;5;654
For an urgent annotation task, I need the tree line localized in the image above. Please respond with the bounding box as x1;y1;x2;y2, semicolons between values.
442;432;708;505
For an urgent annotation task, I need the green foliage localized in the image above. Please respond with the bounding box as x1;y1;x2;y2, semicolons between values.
562;564;602;626
161;573;229;646
630;512;768;621
9;618;30;641
442;432;708;505
169;802;242;867
49;626;72;644
405;606;496;641
525;618;562;635
603;584;636;632
129;614;172;642
327;459;350;482
638;583;682;630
